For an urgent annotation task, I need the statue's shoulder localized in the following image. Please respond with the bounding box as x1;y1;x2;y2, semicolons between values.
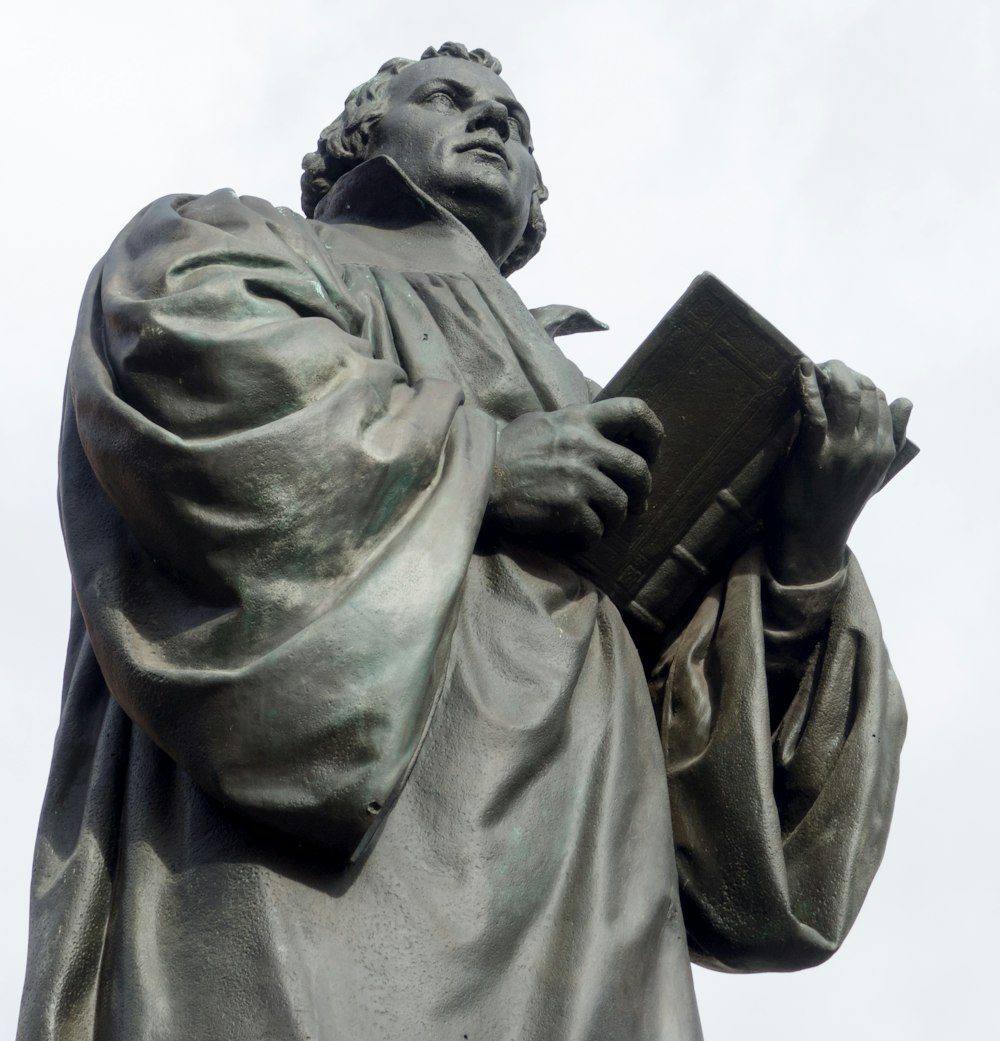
127;189;309;233
109;189;323;270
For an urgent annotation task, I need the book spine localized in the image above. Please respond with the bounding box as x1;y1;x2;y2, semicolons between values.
619;419;796;636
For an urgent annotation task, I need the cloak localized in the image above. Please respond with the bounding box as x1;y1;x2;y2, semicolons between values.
18;156;906;1041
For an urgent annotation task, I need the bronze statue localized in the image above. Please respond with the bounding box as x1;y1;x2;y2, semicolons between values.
17;43;908;1041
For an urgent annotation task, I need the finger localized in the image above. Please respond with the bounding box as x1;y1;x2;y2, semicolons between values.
580;472;631;535
854;375;881;442
597;444;652;510
819;360;862;434
876;388;895;463
563;503;606;549
796;359;828;455
815;362;832;395
889;398;913;449
587;397;664;464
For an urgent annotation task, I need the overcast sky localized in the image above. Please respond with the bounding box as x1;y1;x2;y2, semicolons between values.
2;1;997;1037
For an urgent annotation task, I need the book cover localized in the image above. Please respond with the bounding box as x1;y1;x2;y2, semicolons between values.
574;272;915;646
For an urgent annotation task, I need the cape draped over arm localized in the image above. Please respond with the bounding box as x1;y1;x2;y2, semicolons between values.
63;189;497;860
653;547;906;971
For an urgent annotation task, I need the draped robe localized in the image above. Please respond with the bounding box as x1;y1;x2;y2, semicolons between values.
17;156;906;1041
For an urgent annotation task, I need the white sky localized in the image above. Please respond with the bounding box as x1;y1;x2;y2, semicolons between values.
2;1;997;1037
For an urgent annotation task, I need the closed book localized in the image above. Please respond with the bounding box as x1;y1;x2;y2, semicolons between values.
573;272;915;647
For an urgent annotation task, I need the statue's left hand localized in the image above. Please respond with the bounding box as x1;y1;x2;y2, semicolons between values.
764;359;911;586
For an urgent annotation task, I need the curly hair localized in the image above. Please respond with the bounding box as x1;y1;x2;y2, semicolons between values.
300;42;548;277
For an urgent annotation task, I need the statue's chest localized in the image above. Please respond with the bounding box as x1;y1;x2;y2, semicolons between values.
327;260;591;422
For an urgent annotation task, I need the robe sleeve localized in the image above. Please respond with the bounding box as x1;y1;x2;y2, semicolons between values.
61;190;497;861
652;546;906;971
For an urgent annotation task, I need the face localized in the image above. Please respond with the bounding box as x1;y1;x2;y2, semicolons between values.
368;57;538;267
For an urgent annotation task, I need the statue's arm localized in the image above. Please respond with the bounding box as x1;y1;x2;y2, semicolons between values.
63;191;497;860
764;359;911;585
650;360;909;970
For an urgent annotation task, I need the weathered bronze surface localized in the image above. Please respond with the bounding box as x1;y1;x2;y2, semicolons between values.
17;42;909;1041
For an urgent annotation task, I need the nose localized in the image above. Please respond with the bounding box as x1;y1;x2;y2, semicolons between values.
468;98;510;141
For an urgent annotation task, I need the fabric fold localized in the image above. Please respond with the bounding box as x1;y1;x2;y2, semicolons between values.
654;547;906;971
64;189;496;856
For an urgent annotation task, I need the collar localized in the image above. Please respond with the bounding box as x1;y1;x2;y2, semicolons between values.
311;156;503;278
311;156;604;344
313;155;451;228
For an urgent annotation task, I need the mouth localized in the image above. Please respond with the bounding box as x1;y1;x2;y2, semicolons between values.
456;137;510;168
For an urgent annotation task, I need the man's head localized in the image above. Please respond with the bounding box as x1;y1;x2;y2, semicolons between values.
301;43;547;275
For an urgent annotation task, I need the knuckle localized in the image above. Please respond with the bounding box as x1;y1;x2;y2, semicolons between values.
633;458;653;491
563;476;584;503
622;397;655;426
618;450;651;489
618;446;643;475
639;401;661;428
559;429;588;456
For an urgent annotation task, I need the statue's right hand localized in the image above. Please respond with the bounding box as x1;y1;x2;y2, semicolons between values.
486;398;662;548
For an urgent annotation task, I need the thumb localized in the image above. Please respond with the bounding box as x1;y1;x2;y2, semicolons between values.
797;359;827;454
889;398;913;449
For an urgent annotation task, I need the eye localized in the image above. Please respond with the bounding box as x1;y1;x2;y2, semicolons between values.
423;90;456;110
506;115;524;141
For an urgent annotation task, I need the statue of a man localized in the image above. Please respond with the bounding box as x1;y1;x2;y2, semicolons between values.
18;43;906;1041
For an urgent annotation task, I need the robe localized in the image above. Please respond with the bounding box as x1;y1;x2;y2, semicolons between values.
17;156;906;1041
